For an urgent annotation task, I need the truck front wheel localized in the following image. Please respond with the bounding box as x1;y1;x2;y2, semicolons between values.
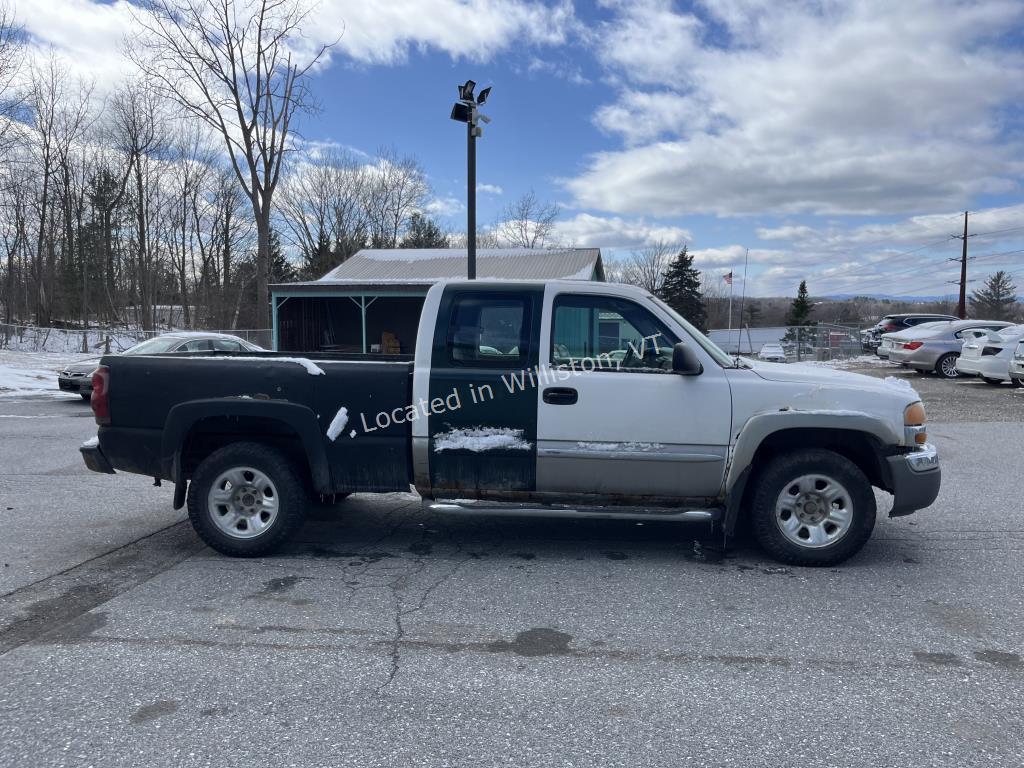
187;442;307;557
749;449;876;567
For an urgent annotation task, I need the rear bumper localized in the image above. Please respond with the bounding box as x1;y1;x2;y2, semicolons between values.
80;442;115;474
886;443;940;517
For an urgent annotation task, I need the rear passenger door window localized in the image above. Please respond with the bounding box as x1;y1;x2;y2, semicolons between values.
446;295;529;366
212;339;243;352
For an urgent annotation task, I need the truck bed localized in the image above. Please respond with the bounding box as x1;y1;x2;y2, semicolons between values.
97;351;415;494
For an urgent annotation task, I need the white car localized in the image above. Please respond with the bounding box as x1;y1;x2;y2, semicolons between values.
1009;341;1024;386
957;324;1024;386
757;343;787;363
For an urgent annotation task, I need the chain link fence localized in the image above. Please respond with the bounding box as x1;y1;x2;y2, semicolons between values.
0;324;271;354
708;324;866;362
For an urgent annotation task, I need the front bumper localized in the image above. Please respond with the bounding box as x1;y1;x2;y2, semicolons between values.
1010;359;1024;380
886;443;940;517
58;376;92;393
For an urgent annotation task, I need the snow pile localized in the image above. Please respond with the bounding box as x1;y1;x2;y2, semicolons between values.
326;407;349;442
0;350;96;398
434;426;531;453
82;436;99;448
575;441;665;452
197;356;326;375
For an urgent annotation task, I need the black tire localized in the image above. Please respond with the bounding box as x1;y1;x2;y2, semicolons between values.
80;393;91;400
749;449;876;567
187;441;307;557
1011;377;1023;389
934;353;960;379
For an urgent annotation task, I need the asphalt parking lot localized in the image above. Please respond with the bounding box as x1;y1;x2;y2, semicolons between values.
1;363;1021;767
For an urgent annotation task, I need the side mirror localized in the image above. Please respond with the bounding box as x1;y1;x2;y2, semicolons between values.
672;342;703;375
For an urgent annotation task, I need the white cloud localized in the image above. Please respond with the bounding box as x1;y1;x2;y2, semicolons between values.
15;0;575;95
17;0;138;89
425;195;464;217
311;0;575;66
553;212;691;248
476;183;504;195
571;0;1024;216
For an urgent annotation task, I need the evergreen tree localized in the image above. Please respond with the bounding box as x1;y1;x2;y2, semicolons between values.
269;229;298;283
784;280;814;326
970;271;1018;320
657;246;707;332
399;213;449;248
743;300;761;327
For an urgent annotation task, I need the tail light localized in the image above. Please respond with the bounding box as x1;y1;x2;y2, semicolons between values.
91;365;110;425
903;341;923;350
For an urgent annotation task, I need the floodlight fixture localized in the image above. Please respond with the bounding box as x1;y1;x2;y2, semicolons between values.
476;86;491;105
458;79;476;102
450;102;471;123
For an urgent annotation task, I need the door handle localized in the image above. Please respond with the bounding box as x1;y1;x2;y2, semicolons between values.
543;387;578;405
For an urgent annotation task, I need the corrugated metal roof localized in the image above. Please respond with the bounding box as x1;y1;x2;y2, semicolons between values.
313;247;604;283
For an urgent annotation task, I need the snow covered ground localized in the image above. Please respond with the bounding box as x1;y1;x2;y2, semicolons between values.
0;351;97;398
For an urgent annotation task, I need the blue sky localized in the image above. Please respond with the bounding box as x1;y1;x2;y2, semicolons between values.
16;0;1024;296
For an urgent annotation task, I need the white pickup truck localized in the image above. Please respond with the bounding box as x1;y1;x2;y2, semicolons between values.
83;279;940;566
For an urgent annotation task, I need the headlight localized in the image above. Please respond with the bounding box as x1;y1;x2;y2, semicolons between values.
904;402;927;446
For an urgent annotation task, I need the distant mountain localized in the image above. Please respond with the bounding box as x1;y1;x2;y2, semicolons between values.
822;293;956;302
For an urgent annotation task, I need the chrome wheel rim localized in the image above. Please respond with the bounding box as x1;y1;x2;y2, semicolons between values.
940;356;959;378
774;474;853;549
207;466;279;539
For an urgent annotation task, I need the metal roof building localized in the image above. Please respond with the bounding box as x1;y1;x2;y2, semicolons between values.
271;247;605;353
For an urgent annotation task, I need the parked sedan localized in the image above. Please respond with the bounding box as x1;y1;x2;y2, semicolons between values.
1009;341;1024;386
864;313;958;353
757;342;787;363
58;332;262;398
886;320;1013;378
956;325;1024;386
877;321;952;359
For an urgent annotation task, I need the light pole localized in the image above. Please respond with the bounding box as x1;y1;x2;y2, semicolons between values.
450;80;491;279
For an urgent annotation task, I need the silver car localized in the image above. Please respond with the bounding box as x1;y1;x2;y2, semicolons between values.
58;332;262;399
886;320;1013;378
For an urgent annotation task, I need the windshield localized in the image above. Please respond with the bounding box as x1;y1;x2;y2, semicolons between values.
648;295;737;368
123;337;182;355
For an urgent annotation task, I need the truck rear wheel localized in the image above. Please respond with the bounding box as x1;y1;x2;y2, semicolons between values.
749;449;876;567
187;442;307;557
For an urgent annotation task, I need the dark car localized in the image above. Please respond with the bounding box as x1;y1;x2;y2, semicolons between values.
58;332;262;399
862;313;959;355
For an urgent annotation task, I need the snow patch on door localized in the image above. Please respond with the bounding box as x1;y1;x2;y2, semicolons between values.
434;426;531;453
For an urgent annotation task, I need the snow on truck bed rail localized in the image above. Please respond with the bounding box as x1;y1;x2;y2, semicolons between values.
179;355;326;375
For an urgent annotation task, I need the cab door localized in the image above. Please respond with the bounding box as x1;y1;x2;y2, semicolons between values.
535;289;732;501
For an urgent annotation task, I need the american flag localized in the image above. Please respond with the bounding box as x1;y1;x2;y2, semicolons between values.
723;271;733;285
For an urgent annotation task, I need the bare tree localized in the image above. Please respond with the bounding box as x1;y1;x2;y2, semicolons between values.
365;148;429;249
0;2;24;158
495;189;559;248
619;240;674;294
278;148;369;277
132;0;332;338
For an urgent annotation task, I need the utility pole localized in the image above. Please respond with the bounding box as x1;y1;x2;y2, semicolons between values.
953;211;970;319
